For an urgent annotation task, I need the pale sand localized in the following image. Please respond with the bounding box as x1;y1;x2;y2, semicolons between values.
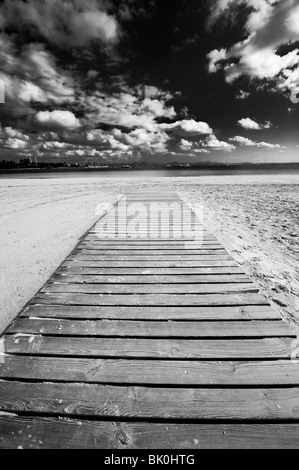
0;173;299;334
0;178;126;333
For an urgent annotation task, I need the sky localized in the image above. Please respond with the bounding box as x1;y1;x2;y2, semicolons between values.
0;0;299;166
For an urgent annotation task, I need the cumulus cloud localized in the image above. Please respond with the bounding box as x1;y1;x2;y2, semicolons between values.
179;139;193;150
88;130;130;152
203;135;236;152
0;0;119;48
181;134;235;153
257;141;282;149
230;135;282;148
161;119;213;137
84;91;176;131
87;126;169;153
5;137;28;149
141;98;176;119
113;128;169;152
236;90;250;100
207;49;227;73
238;118;272;130
193;149;211;154
87;121;231;155
1;126;30;150
41;141;67;150
229;136;256;146
135;85;173;101
0;37;75;118
34;111;81;130
4;127;29;141
207;0;299;96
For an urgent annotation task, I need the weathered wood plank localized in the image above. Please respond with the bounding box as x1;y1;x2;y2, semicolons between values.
4;336;293;359
43;283;259;295
62;260;239;267
88;233;207;238
88;233;207;239
70;254;231;261
6;319;293;337
1;357;299;385
2;382;299;421
90;221;203;225
77;248;225;254
82;239;218;245
60;267;245;275
94;227;202;231
93;229;204;235
52;274;252;284
80;244;221;250
78;241;219;251
33;292;268;306
21;304;281;320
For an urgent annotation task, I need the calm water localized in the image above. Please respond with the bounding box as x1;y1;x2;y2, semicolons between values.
1;167;298;179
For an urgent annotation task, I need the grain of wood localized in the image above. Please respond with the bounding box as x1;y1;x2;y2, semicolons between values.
21;304;280;320
52;274;252;284
59;267;245;275
1;356;299;385
43;283;259;295
4;336;293;359
62;260;240;268
33;292;268;306
1;382;299;421
6;319;294;338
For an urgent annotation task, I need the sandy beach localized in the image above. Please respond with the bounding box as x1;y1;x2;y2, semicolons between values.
0;172;299;334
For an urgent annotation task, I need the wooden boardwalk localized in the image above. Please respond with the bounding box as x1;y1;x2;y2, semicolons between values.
0;191;299;448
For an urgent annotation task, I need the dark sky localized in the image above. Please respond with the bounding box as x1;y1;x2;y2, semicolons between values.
0;0;299;165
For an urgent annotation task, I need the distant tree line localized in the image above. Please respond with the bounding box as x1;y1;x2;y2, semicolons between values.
0;159;80;169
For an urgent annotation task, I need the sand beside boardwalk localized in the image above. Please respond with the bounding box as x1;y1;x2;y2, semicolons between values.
0;178;124;333
0;172;299;334
179;183;299;332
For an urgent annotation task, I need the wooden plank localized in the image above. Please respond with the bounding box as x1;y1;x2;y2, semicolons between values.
2;382;299;421
80;242;220;248
33;292;268;306
60;267;245;275
111;216;198;218
1;357;299;385
7;319;292;337
89;228;206;232
77;248;225;253
97;228;205;232
89;237;209;242
63;260;240;268
82;239;220;242
4;336;293;359
52;274;252;284
90;222;205;225
43;283;259;295
70;254;231;261
94;211;198;215
83;238;218;244
89;225;209;231
90;229;205;233
90;223;204;228
92;233;206;238
91;218;201;222
0;415;118;449
21;304;281;320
